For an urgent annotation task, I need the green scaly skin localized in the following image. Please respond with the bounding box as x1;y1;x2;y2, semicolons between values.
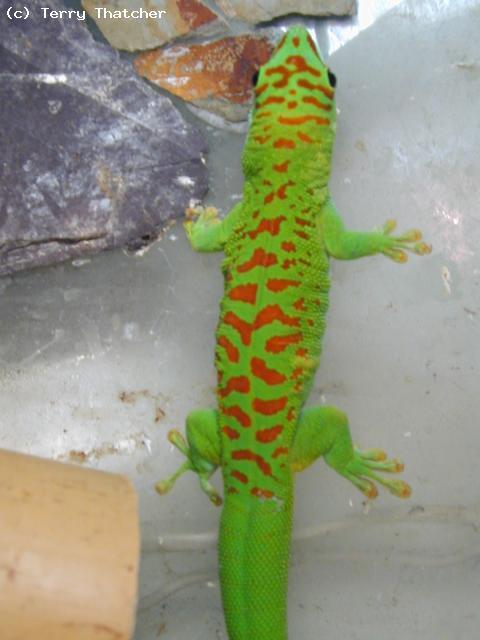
156;26;431;640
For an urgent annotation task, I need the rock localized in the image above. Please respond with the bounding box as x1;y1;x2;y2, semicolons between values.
134;33;275;122
215;0;356;22
0;0;208;277
82;0;226;51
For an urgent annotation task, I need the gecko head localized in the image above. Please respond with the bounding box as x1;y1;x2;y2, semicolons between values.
245;26;337;170
251;26;336;110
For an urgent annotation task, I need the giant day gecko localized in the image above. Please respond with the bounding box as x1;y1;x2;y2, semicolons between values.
156;26;431;640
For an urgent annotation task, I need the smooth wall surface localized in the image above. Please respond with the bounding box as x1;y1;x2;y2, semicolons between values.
1;1;479;638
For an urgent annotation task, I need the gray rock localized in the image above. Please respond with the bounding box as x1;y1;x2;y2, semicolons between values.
0;0;208;277
82;0;226;52
215;0;356;22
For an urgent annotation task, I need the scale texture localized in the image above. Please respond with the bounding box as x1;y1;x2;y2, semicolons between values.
157;26;430;639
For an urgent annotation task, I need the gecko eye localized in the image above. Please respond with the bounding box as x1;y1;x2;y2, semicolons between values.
327;69;337;88
251;70;259;86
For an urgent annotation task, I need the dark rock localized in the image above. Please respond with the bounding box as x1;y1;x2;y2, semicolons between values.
0;0;208;277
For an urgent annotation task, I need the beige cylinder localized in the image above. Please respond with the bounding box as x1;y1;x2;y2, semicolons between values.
0;448;139;640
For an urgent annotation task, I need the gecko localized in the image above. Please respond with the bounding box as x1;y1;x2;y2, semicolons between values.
156;26;431;640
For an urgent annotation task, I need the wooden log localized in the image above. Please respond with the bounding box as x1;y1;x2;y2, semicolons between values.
0;448;139;639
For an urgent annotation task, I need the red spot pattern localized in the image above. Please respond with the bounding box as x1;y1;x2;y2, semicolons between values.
252;396;288;415
237;248;278;272
293;298;306;311
217;335;239;363
256;424;283;443
222;426;240;440
231;469;248;484
267;278;300;292
274;138;296;149
302;95;332;111
278;115;329;126
281;241;296;252
228;283;258;304
219;375;250;397
248;216;287;240
272;446;289;458
265;333;303;353
223;405;251;428
297;131;314;144
297;78;334;100
251;487;274;499
251;357;286;385
232;449;272;476
273;161;290;173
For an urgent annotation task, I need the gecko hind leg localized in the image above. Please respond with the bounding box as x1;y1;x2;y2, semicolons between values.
156;409;223;506
291;406;411;499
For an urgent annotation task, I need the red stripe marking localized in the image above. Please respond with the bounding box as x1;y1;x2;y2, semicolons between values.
266;64;290;88
228;283;258;305
223;405;251;428
218;336;240;362
251;487;274;499
258;96;285;107
297;131;314;144
222;426;240;440
219;375;250;398
273;446;289;458
291;367;303;379
237;248;278;272
273;161;290;173
232;450;272;476
255;304;300;329
281;241;296;252
266;333;302;353
297;78;334;100
251;357;286;385
231;469;248;484
296;348;308;356
279;115;329;126
248;216;286;240
252;396;288;415
274;138;296;149
256;424;283;443
294;230;310;240
287;101;297;109
224;311;252;345
267;278;300;293
225;305;299;346
295;216;313;227
302;95;332;111
286;55;321;77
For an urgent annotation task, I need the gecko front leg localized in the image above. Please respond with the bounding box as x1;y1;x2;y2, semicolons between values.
321;199;431;263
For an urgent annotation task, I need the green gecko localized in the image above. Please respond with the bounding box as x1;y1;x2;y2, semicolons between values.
156;26;431;640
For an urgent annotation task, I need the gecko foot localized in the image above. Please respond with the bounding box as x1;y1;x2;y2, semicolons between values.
380;219;432;263
339;445;411;500
155;429;223;506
